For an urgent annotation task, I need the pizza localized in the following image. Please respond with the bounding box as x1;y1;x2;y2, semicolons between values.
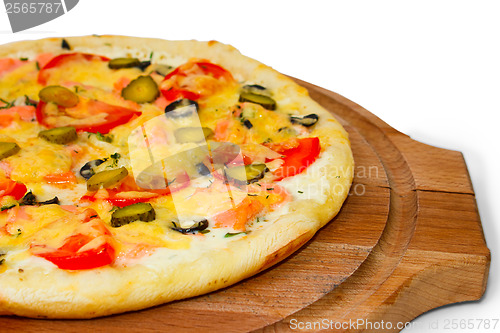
0;36;353;318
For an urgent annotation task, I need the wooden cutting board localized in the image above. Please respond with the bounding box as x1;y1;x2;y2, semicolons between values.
0;80;490;333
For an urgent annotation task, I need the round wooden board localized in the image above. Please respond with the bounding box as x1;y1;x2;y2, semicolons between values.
0;80;490;333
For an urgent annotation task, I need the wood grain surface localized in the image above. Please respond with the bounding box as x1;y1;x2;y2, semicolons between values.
0;80;489;333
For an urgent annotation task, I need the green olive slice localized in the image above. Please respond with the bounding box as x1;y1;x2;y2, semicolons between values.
174;127;214;144
0;142;20;160
87;167;128;192
239;92;276;110
121;75;159;103
108;57;141;69
38;126;77;144
39;85;79;108
225;163;268;184
111;203;156;227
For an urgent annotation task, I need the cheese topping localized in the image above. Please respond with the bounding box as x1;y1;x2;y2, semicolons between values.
0;47;324;271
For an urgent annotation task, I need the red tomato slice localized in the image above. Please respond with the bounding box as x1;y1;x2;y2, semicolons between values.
80;172;191;207
271;137;321;181
36;100;141;134
37;53;110;85
37;240;115;270
0;178;27;200
34;212;115;270
160;60;234;102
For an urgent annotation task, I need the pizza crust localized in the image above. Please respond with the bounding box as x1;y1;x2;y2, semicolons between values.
0;36;353;318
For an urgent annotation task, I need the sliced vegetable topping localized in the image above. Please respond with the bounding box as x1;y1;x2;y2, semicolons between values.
164;98;199;115
87;167;128;191
0;142;20;160
19;191;59;206
290;113;319;127
110;203;156;227
270;137;321;180
36;99;141;134
121;75;159;103
39;85;80;108
80;159;107;180
160;60;234;102
33;213;115;270
225;163;268;184
37;52;110;85
38;126;77;144
171;219;208;234
239;92;276;110
174;127;214;143
61;39;71;50
108;57;141;69
0;178;27;200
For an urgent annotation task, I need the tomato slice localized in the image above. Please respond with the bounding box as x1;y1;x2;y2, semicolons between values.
38;53;110;85
0;178;27;200
37;239;115;270
271;137;321;180
160;60;234;102
80;172;191;207
34;212;116;270
36;99;141;134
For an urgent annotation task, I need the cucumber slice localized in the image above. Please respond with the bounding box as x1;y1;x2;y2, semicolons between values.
87;167;128;191
111;203;156;227
38;126;77;144
0;142;20;160
121;75;159;103
39;85;79;108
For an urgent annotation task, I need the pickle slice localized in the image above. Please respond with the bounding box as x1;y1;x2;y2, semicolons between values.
174;127;214;143
111;203;156;227
225;163;268;184
0;142;20;160
108;57;141;69
121;75;159;103
39;85;79;108
87;167;128;191
239;92;276;110
38;126;77;144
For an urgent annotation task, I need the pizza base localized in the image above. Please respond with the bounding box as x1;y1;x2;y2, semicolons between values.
0;36;353;318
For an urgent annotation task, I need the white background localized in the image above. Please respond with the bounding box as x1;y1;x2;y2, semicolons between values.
1;1;498;332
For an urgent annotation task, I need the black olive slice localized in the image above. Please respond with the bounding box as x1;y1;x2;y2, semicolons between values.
243;119;253;129
39;197;59;205
164;98;199;116
290;114;319;127
61;39;71;50
171;219;209;234
242;84;268;94
80;158;107;180
196;162;211;176
20;191;37;206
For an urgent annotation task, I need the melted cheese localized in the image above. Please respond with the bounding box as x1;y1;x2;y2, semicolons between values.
0;49;326;270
